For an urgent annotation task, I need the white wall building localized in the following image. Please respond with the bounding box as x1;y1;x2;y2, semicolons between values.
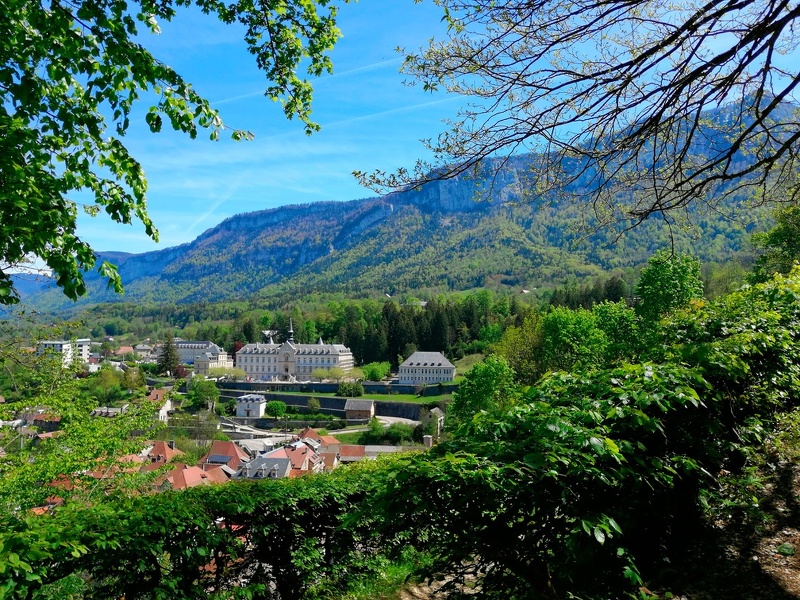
237;332;354;382
37;340;73;367
75;338;91;363
236;394;267;418
169;340;225;365
398;352;456;385
194;351;235;376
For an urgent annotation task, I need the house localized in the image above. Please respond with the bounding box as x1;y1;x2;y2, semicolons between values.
236;438;276;456
236;327;353;381
134;343;157;360
344;399;374;420
295;427;341;454
90;404;129;417
198;440;250;471
162;463;231;490
32;413;61;432
398;351;456;385
141;440;185;472
147;388;173;421
233;456;292;480
338;445;366;463
420;406;445;438
194;350;235;376
113;345;135;358
235;394;267;418
251;439;324;478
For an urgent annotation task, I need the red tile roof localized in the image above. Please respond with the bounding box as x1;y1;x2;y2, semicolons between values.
165;464;230;490
198;440;249;470
339;445;366;459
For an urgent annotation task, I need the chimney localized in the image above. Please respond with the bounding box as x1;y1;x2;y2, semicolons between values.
168;440;175;450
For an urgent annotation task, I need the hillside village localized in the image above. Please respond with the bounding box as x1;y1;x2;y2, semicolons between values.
1;322;453;514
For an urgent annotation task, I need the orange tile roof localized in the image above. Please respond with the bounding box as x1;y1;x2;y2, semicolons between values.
198;441;249;470
339;445;366;458
166;465;230;490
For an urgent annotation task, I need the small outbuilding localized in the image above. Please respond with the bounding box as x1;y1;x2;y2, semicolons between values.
236;393;267;418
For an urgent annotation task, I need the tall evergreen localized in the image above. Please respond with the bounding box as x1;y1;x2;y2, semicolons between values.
157;334;179;376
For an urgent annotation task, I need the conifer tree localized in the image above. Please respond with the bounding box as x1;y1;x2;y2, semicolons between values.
157;335;179;377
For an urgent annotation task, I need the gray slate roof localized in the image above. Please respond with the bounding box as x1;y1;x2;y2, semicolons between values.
399;352;455;368
344;399;374;411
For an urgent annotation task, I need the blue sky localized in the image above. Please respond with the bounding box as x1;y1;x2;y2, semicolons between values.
78;0;460;254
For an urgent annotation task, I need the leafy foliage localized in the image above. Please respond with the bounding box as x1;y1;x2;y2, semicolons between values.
749;204;800;283
361;361;391;381
186;377;219;411
0;0;345;304
447;355;517;428
337;381;363;397
635;251;704;323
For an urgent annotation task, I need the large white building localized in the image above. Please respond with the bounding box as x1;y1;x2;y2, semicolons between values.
173;340;225;365
398;351;456;385
37;338;92;367
37;340;73;367
237;331;353;382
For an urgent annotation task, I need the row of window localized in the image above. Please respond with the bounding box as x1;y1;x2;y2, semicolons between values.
239;356;337;365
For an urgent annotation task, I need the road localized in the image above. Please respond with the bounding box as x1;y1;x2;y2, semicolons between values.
218;415;419;437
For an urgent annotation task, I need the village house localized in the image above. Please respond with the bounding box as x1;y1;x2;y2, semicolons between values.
147;387;174;422
198;440;250;472
344;399;374;420
170;340;226;366
235;393;267;418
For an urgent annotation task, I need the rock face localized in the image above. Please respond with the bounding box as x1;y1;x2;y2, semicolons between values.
93;170;519;298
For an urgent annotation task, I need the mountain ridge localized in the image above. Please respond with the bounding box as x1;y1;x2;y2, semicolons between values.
20;100;792;311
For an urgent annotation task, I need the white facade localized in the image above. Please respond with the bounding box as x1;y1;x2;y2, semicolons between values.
237;338;354;381
37;341;73;367
75;339;91;363
171;340;224;365
398;352;456;385
194;351;235;376
236;394;267;418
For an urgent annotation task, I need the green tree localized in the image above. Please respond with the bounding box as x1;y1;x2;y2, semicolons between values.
359;1;800;227
306;397;321;414
592;300;640;364
539;306;608;373
156;334;179;376
749;205;800;283
492;311;543;385
447;354;518;429
1;0;345;304
636;251;704;323
186;377;219;411
207;366;246;381
265;400;287;420
362;361;391;381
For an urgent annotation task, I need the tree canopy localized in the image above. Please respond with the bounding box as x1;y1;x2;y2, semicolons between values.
358;0;800;228
0;0;345;304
